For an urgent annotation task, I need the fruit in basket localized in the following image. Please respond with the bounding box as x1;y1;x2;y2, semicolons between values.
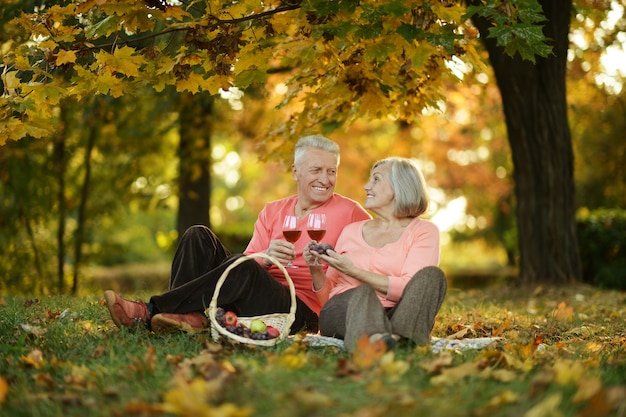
250;332;267;340
215;307;226;325
223;311;238;326
266;326;280;339
250;319;267;333
225;323;245;336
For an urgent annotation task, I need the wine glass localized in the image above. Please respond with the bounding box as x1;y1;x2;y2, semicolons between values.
307;213;326;266
282;215;301;268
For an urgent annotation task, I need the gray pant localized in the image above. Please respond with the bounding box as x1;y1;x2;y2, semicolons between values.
319;266;447;351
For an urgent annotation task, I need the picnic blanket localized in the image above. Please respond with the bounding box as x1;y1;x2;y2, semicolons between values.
288;334;500;353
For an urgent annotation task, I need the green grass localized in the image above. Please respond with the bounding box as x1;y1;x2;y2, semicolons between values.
1;283;625;417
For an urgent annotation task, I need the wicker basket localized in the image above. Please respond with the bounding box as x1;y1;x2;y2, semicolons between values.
206;252;297;346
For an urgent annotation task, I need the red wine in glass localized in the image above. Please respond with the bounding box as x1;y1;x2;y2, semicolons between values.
307;213;326;265
282;215;300;268
283;229;302;243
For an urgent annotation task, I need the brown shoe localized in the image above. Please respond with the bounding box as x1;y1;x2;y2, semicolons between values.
104;290;150;328
151;312;209;334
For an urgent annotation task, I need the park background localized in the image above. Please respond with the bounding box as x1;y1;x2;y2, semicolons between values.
0;0;625;296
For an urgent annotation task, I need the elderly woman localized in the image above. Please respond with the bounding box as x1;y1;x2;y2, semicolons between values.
304;157;447;351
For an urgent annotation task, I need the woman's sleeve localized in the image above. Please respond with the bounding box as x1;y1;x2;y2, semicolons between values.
386;221;441;302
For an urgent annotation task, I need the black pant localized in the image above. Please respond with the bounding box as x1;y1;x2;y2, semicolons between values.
149;225;318;334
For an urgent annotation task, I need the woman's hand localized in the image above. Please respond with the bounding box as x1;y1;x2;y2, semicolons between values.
303;241;323;267
318;249;356;275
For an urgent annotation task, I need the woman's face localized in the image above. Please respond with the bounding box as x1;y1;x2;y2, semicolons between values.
364;163;394;212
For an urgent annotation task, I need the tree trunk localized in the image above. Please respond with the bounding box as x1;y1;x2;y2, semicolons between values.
472;0;581;285
53;107;68;293
72;100;99;295
176;92;213;239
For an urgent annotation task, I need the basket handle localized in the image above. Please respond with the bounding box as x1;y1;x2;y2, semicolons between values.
207;252;298;328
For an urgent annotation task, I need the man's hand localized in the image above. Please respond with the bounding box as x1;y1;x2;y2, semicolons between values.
265;239;296;266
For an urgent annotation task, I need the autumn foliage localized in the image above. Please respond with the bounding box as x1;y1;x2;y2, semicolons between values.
1;0;551;144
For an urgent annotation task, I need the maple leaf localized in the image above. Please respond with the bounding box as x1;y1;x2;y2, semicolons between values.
551;301;574;321
352;334;387;369
56;50;77;66
163;6;191;21
492;318;512;337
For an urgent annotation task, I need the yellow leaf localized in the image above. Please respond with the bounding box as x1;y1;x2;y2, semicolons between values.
523;393;563;417
431;3;465;23
21;349;45;369
15;55;31;71
56;50;77;66
492;319;512;337
585;341;603;353
553;359;584;386
1;71;21;92
163;6;191;21
95;71;125;98
431;361;480;386
572;376;602;403
176;72;203;94
486;389;519;408
113;46;146;77
202;75;232;95
278;352;307;369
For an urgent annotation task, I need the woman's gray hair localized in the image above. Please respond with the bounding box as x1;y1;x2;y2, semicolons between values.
372;157;430;218
294;135;340;167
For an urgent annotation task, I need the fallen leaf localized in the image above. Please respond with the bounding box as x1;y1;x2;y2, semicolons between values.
553;359;585;386
20;323;47;336
352;334;386;369
552;302;574;321
575;390;614;417
565;326;593;337
523;393;563;417
419;351;454;374
431;361;480;386
492;319;512;337
21;349;44;368
0;376;7;403
486;389;519;408
572;375;602;403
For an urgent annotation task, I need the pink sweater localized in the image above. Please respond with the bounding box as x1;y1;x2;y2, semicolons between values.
323;218;440;307
245;194;371;315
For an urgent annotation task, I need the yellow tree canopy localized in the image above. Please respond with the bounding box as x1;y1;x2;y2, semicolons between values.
1;0;551;145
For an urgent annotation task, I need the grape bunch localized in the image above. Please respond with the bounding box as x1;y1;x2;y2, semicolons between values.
308;242;334;255
215;307;226;326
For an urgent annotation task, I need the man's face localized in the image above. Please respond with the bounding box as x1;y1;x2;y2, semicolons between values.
292;148;338;206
